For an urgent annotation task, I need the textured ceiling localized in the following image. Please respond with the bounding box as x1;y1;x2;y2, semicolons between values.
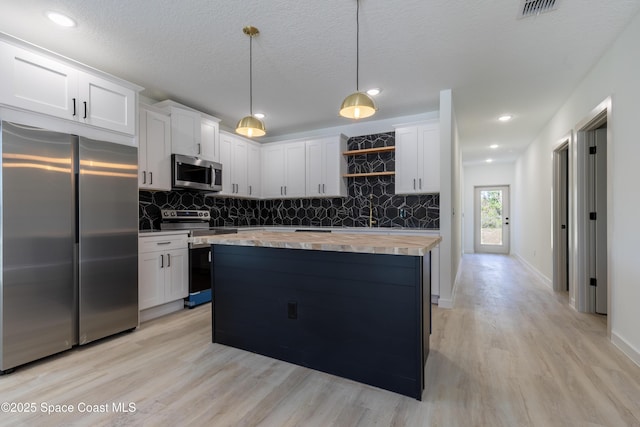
1;0;639;164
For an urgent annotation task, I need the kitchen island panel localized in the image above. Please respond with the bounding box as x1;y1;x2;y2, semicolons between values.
212;245;430;399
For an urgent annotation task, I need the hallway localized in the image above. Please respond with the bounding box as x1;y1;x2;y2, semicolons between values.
0;254;639;426
422;254;640;426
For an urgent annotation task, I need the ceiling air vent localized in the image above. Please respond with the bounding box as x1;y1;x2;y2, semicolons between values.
519;0;559;18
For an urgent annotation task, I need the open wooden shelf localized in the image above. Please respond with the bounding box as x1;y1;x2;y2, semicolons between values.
342;146;396;156
343;171;396;178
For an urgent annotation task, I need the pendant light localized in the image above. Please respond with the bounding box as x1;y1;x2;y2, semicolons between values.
236;26;266;137
339;0;377;120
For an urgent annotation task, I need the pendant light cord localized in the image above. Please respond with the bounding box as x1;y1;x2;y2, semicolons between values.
356;0;360;92
249;34;253;116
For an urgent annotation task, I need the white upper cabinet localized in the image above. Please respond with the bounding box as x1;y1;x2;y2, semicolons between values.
0;39;138;135
155;100;220;162
306;135;347;198
262;142;306;199
395;122;440;194
201;117;220;163
218;131;260;198
139;104;171;190
247;143;261;198
262;144;287;198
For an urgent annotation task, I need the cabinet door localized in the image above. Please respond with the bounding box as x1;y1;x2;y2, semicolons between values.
219;132;234;195
201;119;219;162
306;139;324;197
262;145;286;198
284;143;306;197
165;249;188;302
231;139;248;196
247;143;261;197
139;252;164;310
417;124;440;193
171;108;202;157
395;126;420;194
78;72;136;135
139;108;171;190
320;136;347;197
0;42;78;120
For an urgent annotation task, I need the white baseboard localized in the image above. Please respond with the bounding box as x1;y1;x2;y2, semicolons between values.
140;300;184;323
438;298;453;309
512;252;552;288
612;332;640;368
438;262;462;309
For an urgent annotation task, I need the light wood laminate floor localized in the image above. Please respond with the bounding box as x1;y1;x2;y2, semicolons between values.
1;254;639;426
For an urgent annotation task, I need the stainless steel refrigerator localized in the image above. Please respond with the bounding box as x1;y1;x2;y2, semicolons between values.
0;121;138;373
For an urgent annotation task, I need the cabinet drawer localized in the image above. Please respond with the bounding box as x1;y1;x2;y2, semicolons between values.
139;234;188;253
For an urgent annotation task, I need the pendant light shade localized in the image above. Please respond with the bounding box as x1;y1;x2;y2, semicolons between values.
236;26;266;137
340;91;376;119
236;115;266;137
339;0;377;119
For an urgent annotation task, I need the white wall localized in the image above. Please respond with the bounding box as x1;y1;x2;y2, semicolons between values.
438;89;461;309
462;163;515;254
513;10;640;365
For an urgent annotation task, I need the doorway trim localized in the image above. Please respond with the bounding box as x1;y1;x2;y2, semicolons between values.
552;132;572;297
572;97;611;335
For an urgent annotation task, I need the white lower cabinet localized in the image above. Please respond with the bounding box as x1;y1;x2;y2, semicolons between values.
139;234;188;311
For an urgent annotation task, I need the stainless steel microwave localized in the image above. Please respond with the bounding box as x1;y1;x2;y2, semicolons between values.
172;154;222;192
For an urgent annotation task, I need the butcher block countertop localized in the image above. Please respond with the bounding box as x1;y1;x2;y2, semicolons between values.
189;231;441;256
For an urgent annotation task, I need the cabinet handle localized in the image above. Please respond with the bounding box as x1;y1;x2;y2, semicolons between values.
249;185;252;195
149;172;153;185
208;250;211;262
284;186;287;196
72;98;77;116
167;253;171;267
198;143;201;155
83;101;87;119
318;184;321;194
160;254;164;268
157;241;171;245
280;186;283;196
143;171;147;184
413;179;416;190
323;184;325;194
419;178;422;189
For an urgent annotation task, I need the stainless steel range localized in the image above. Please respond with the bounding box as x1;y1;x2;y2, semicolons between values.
160;209;236;308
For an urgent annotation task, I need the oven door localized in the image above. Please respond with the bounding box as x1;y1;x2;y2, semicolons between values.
189;246;212;294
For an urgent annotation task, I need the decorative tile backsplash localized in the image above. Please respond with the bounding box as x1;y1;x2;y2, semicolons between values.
139;131;439;230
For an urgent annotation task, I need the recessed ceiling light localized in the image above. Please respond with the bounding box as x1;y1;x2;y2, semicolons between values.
366;88;381;96
498;114;512;122
490;144;499;149
486;158;494;163
253;113;265;119
46;11;76;28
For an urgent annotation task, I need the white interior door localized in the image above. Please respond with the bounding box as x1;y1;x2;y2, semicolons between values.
474;186;510;254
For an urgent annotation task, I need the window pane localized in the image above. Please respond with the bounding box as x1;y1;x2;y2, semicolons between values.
480;190;503;245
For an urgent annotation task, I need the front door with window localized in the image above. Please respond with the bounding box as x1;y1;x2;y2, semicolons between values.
474;186;510;254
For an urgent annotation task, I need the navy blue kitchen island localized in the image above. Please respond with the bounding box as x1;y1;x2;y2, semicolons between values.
194;231;441;400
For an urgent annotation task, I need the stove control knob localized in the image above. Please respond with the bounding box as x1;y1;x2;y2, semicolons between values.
163;211;168;217
170;212;175;216
199;212;203;217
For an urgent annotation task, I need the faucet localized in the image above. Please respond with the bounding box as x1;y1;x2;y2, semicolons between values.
369;194;377;227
